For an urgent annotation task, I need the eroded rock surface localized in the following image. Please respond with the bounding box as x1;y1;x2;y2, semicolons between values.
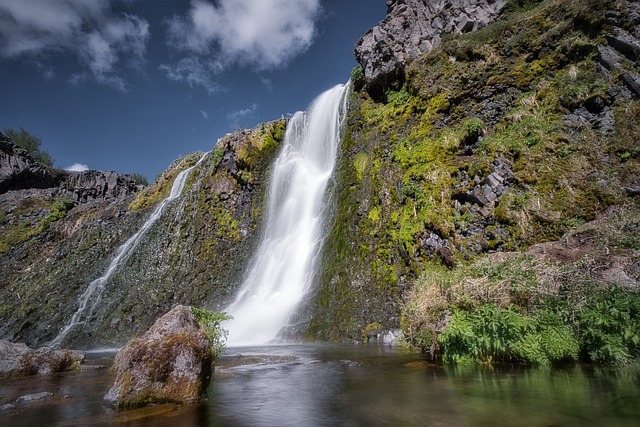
0;134;140;202
355;0;508;99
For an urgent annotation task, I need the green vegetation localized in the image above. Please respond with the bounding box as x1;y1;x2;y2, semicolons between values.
3;127;54;166
404;204;640;365
439;304;579;365
129;153;201;211
313;0;639;348
191;307;232;358
129;173;149;186
0;197;75;254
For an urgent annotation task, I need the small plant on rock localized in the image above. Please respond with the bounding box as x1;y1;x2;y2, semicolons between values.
191;307;232;358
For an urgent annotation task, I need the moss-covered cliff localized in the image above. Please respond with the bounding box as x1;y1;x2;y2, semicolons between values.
309;0;639;359
0;120;285;348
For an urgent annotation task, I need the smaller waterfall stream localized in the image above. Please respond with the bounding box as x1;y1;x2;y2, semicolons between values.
224;83;349;346
50;152;209;348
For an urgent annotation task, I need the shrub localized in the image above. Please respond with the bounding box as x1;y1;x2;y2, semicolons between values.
191;307;232;359
578;288;640;365
439;304;534;364
439;304;581;365
129;173;149;186
4;127;54;166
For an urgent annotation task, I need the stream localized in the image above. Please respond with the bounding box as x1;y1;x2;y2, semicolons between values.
1;344;639;426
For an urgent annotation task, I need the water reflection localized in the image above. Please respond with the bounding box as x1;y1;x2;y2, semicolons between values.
1;344;639;426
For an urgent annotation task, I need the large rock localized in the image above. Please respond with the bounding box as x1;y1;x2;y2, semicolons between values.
355;0;508;99
104;305;213;409
0;339;84;376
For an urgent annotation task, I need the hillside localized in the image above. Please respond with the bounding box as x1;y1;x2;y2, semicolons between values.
309;0;639;363
0;121;285;348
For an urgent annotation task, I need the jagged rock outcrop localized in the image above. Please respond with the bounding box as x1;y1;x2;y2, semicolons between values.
355;0;508;99
0;134;140;202
0;339;84;376
104;305;212;409
0;133;57;193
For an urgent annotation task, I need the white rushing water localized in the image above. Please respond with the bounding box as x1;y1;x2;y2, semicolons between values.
224;83;349;346
49;152;209;348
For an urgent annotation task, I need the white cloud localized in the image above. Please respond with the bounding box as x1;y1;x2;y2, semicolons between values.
161;0;320;92
227;103;258;128
158;57;222;94
200;110;209;120
65;163;90;172
0;0;149;91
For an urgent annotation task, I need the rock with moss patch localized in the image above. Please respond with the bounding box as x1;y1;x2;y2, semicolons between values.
104;305;213;409
0;339;84;376
355;0;508;99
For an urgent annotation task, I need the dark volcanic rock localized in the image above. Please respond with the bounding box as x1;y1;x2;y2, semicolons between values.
355;0;507;99
104;305;213;409
0;134;58;193
0;135;139;202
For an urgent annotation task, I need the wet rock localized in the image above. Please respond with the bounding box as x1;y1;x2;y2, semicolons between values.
104;305;213;409
0;403;16;412
355;0;508;99
0;340;84;376
381;329;403;346
22;346;85;375
16;391;54;402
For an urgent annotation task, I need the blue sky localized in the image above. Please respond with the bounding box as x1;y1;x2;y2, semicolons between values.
0;0;386;181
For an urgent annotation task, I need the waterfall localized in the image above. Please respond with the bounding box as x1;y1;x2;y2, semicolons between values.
224;82;349;346
49;152;209;348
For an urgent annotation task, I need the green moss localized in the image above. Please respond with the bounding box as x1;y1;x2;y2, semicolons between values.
212;208;241;241
0;198;75;254
129;153;200;211
353;153;369;180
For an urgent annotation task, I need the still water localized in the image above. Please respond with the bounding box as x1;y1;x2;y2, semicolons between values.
1;344;639;426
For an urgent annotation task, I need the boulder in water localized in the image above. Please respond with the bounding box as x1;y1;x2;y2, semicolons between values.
0;339;84;376
104;305;213;409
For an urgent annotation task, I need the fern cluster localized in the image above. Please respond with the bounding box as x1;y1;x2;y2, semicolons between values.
191;307;232;359
438;289;640;366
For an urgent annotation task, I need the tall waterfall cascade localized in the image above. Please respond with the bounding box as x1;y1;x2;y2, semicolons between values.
50;152;209;348
224;82;350;346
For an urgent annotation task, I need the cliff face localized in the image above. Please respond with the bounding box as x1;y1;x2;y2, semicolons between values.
355;0;508;100
0;121;284;348
0;135;140;202
309;0;639;342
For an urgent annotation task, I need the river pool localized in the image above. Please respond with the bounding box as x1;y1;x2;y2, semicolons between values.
1;344;639;426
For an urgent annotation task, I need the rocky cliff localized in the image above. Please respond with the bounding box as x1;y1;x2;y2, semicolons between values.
308;0;639;343
0;134;140;202
0;121;284;348
355;0;508;99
